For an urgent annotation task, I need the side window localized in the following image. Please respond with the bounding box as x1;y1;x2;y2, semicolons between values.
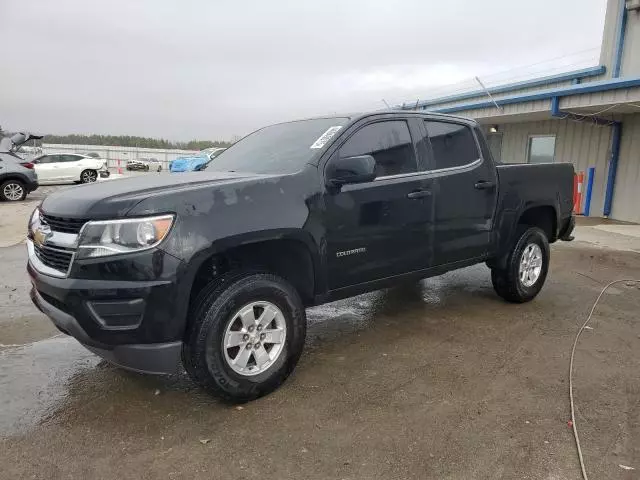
61;155;81;162
47;155;62;164
339;120;416;177
35;155;50;164
425;121;480;170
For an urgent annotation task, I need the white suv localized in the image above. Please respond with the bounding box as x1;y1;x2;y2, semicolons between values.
32;153;109;184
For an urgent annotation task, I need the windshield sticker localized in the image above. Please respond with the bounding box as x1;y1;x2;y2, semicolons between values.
310;126;343;149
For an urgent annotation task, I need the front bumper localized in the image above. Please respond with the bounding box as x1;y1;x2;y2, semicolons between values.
27;245;187;374
30;286;181;374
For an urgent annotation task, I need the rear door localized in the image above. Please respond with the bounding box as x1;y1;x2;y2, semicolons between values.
424;119;498;265
323;117;435;289
33;155;60;182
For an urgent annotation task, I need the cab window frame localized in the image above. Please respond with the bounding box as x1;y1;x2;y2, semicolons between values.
423;119;482;172
330;118;422;182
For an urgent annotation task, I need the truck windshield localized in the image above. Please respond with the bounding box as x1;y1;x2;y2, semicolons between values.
207;117;349;174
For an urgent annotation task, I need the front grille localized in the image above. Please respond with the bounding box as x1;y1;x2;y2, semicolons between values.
41;214;87;234
34;243;74;273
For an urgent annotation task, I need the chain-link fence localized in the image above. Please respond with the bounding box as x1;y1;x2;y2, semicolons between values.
42;144;199;172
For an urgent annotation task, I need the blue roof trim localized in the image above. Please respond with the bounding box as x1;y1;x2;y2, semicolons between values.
405;65;606;109
428;76;640;114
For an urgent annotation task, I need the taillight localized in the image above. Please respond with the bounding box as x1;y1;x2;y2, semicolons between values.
21;162;34;169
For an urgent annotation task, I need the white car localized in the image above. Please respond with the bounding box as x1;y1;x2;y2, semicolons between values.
31;153;109;184
126;157;162;172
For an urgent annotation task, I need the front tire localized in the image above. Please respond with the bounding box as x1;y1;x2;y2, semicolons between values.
183;272;307;402
80;169;98;183
0;180;27;201
491;226;550;303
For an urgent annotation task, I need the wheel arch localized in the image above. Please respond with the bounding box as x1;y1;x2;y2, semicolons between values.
490;202;559;270
174;229;322;336
0;173;29;185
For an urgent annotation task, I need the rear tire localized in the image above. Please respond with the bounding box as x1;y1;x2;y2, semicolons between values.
491;226;550;303
182;271;307;402
0;180;27;201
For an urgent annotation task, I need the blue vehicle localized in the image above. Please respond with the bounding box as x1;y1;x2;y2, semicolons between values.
169;147;226;172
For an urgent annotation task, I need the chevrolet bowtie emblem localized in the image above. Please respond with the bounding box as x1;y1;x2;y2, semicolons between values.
33;224;52;247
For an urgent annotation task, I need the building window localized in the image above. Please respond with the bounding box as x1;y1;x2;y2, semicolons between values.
527;135;556;164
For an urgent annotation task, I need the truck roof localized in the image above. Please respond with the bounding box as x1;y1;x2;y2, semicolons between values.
265;110;477;129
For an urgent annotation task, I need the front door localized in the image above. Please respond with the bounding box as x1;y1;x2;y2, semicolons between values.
323;118;434;290
424;120;498;265
58;154;84;181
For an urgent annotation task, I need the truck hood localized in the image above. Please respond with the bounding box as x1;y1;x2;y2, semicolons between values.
40;171;268;218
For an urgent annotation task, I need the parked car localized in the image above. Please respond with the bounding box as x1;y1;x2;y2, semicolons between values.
127;158;162;172
27;111;575;402
0;132;40;201
30;153;109;184
169;147;226;172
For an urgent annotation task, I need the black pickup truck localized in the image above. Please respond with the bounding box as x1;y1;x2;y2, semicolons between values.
27;111;575;401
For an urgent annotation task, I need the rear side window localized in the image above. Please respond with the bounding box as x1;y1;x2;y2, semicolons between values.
339;120;416;177
425;121;479;170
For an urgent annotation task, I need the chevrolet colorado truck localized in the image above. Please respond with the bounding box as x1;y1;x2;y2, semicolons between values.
27;111;575;401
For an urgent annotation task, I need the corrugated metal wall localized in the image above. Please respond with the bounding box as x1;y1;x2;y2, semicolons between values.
424;82;572;111
611;113;640;222
498;119;613;217
560;86;640;109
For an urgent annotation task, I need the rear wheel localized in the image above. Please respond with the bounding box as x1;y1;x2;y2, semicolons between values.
182;271;306;402
0;180;27;201
491;226;550;303
80;169;98;183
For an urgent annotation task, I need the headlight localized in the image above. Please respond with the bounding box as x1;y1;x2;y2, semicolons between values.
28;207;41;236
77;214;174;259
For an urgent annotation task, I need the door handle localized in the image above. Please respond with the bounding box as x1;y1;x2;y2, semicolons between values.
474;181;495;190
407;189;432;199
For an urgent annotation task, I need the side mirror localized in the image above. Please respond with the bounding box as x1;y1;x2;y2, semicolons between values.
326;155;376;188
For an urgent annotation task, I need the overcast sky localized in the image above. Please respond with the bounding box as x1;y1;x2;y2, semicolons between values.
1;0;607;141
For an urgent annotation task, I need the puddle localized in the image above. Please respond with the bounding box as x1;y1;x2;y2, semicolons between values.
0;336;99;436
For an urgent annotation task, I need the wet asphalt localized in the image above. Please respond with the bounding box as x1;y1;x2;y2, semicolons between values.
1;233;639;479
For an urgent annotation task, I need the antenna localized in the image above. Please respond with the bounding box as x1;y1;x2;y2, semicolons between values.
475;76;502;111
381;99;391;108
